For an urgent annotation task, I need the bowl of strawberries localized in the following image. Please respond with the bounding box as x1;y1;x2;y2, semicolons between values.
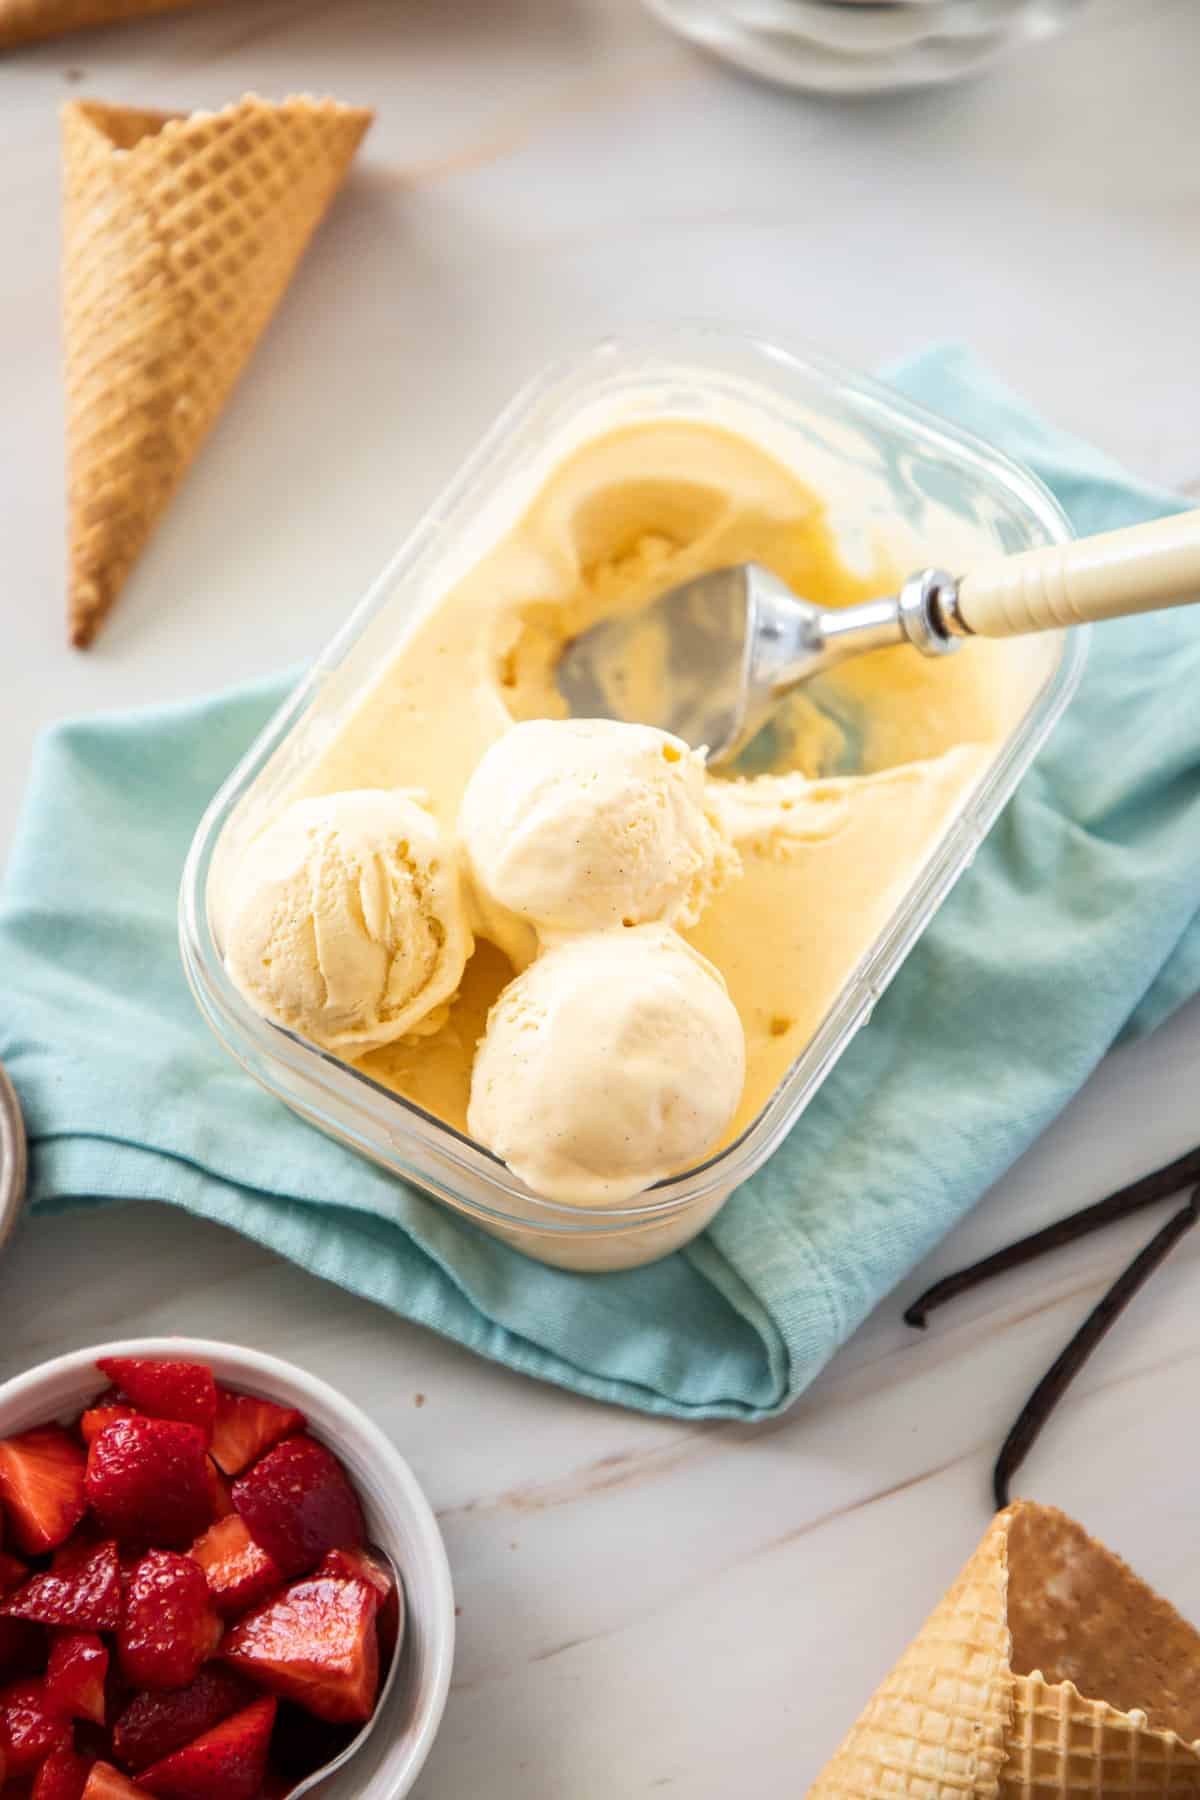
0;1340;454;1800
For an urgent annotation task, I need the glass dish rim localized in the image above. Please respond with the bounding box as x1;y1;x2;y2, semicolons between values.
179;325;1086;1239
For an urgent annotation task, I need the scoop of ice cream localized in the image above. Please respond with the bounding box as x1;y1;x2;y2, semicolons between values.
458;717;740;943
222;789;472;1054
467;925;746;1205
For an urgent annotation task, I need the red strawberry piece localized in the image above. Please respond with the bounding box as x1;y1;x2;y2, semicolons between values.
232;1439;363;1580
0;1551;29;1598
96;1366;216;1445
81;1405;138;1449
204;1463;234;1523
119;1555;220;1694
187;1520;280;1622
86;1422;212;1550
208;1395;304;1482
0;1430;88;1556
111;1668;253;1775
32;1744;91;1800
4;1543;122;1632
138;1697;275;1800
222;1575;379;1725
45;1633;108;1725
316;1548;402;1661
0;1677;73;1773
313;1547;388;1603
83;1762;155;1800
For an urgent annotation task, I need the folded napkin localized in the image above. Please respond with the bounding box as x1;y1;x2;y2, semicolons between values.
4;346;1199;1420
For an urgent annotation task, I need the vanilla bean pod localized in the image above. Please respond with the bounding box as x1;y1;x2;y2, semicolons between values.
905;1144;1200;1329
992;1186;1200;1509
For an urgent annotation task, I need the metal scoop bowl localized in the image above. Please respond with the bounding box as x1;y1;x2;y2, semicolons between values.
557;563;960;767
556;509;1200;766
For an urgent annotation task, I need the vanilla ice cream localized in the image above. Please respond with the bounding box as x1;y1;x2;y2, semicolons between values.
458;718;739;947
467;927;746;1205
222;789;471;1054
216;414;1060;1224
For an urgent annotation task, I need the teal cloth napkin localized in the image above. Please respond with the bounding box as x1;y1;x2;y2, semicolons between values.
4;346;1200;1421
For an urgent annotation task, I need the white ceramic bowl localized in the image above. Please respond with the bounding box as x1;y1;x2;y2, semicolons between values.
645;0;1089;93
0;1338;454;1800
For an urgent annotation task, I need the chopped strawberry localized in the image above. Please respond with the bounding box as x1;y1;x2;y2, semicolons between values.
0;1616;46;1682
0;1677;73;1773
232;1439;363;1580
0;1430;88;1556
119;1555;221;1694
0;1551;29;1598
32;1744;91;1800
83;1762;155;1800
4;1542;121;1632
204;1463;234;1523
223;1575;378;1725
187;1520;280;1622
81;1405;138;1449
315;1548;402;1660
208;1395;304;1483
111;1668;253;1775
313;1546;388;1603
45;1633;108;1725
138;1696;275;1800
87;1422;212;1550
96;1366;216;1445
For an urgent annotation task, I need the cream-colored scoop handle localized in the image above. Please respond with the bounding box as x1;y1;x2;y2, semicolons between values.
955;508;1200;639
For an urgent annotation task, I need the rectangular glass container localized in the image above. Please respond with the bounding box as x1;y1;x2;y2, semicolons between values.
179;330;1085;1272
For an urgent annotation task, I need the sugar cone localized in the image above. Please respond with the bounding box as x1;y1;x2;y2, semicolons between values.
0;0;205;49
62;93;373;648
808;1503;1200;1800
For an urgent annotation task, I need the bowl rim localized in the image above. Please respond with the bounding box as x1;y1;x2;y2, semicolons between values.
0;1336;455;1800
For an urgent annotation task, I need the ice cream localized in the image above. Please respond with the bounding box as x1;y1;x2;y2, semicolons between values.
467;927;746;1205
458;717;739;951
216;415;1059;1210
222;789;471;1055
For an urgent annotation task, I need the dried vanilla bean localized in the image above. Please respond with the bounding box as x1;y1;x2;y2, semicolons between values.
993;1186;1200;1509
905;1145;1200;1329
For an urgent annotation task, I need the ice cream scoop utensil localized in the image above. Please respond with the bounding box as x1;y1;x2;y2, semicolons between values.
557;508;1200;765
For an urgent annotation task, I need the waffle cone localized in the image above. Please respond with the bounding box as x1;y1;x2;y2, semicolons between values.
0;0;204;49
808;1503;1200;1800
62;93;372;647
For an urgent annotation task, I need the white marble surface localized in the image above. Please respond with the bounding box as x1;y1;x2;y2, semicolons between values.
4;0;1200;1791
